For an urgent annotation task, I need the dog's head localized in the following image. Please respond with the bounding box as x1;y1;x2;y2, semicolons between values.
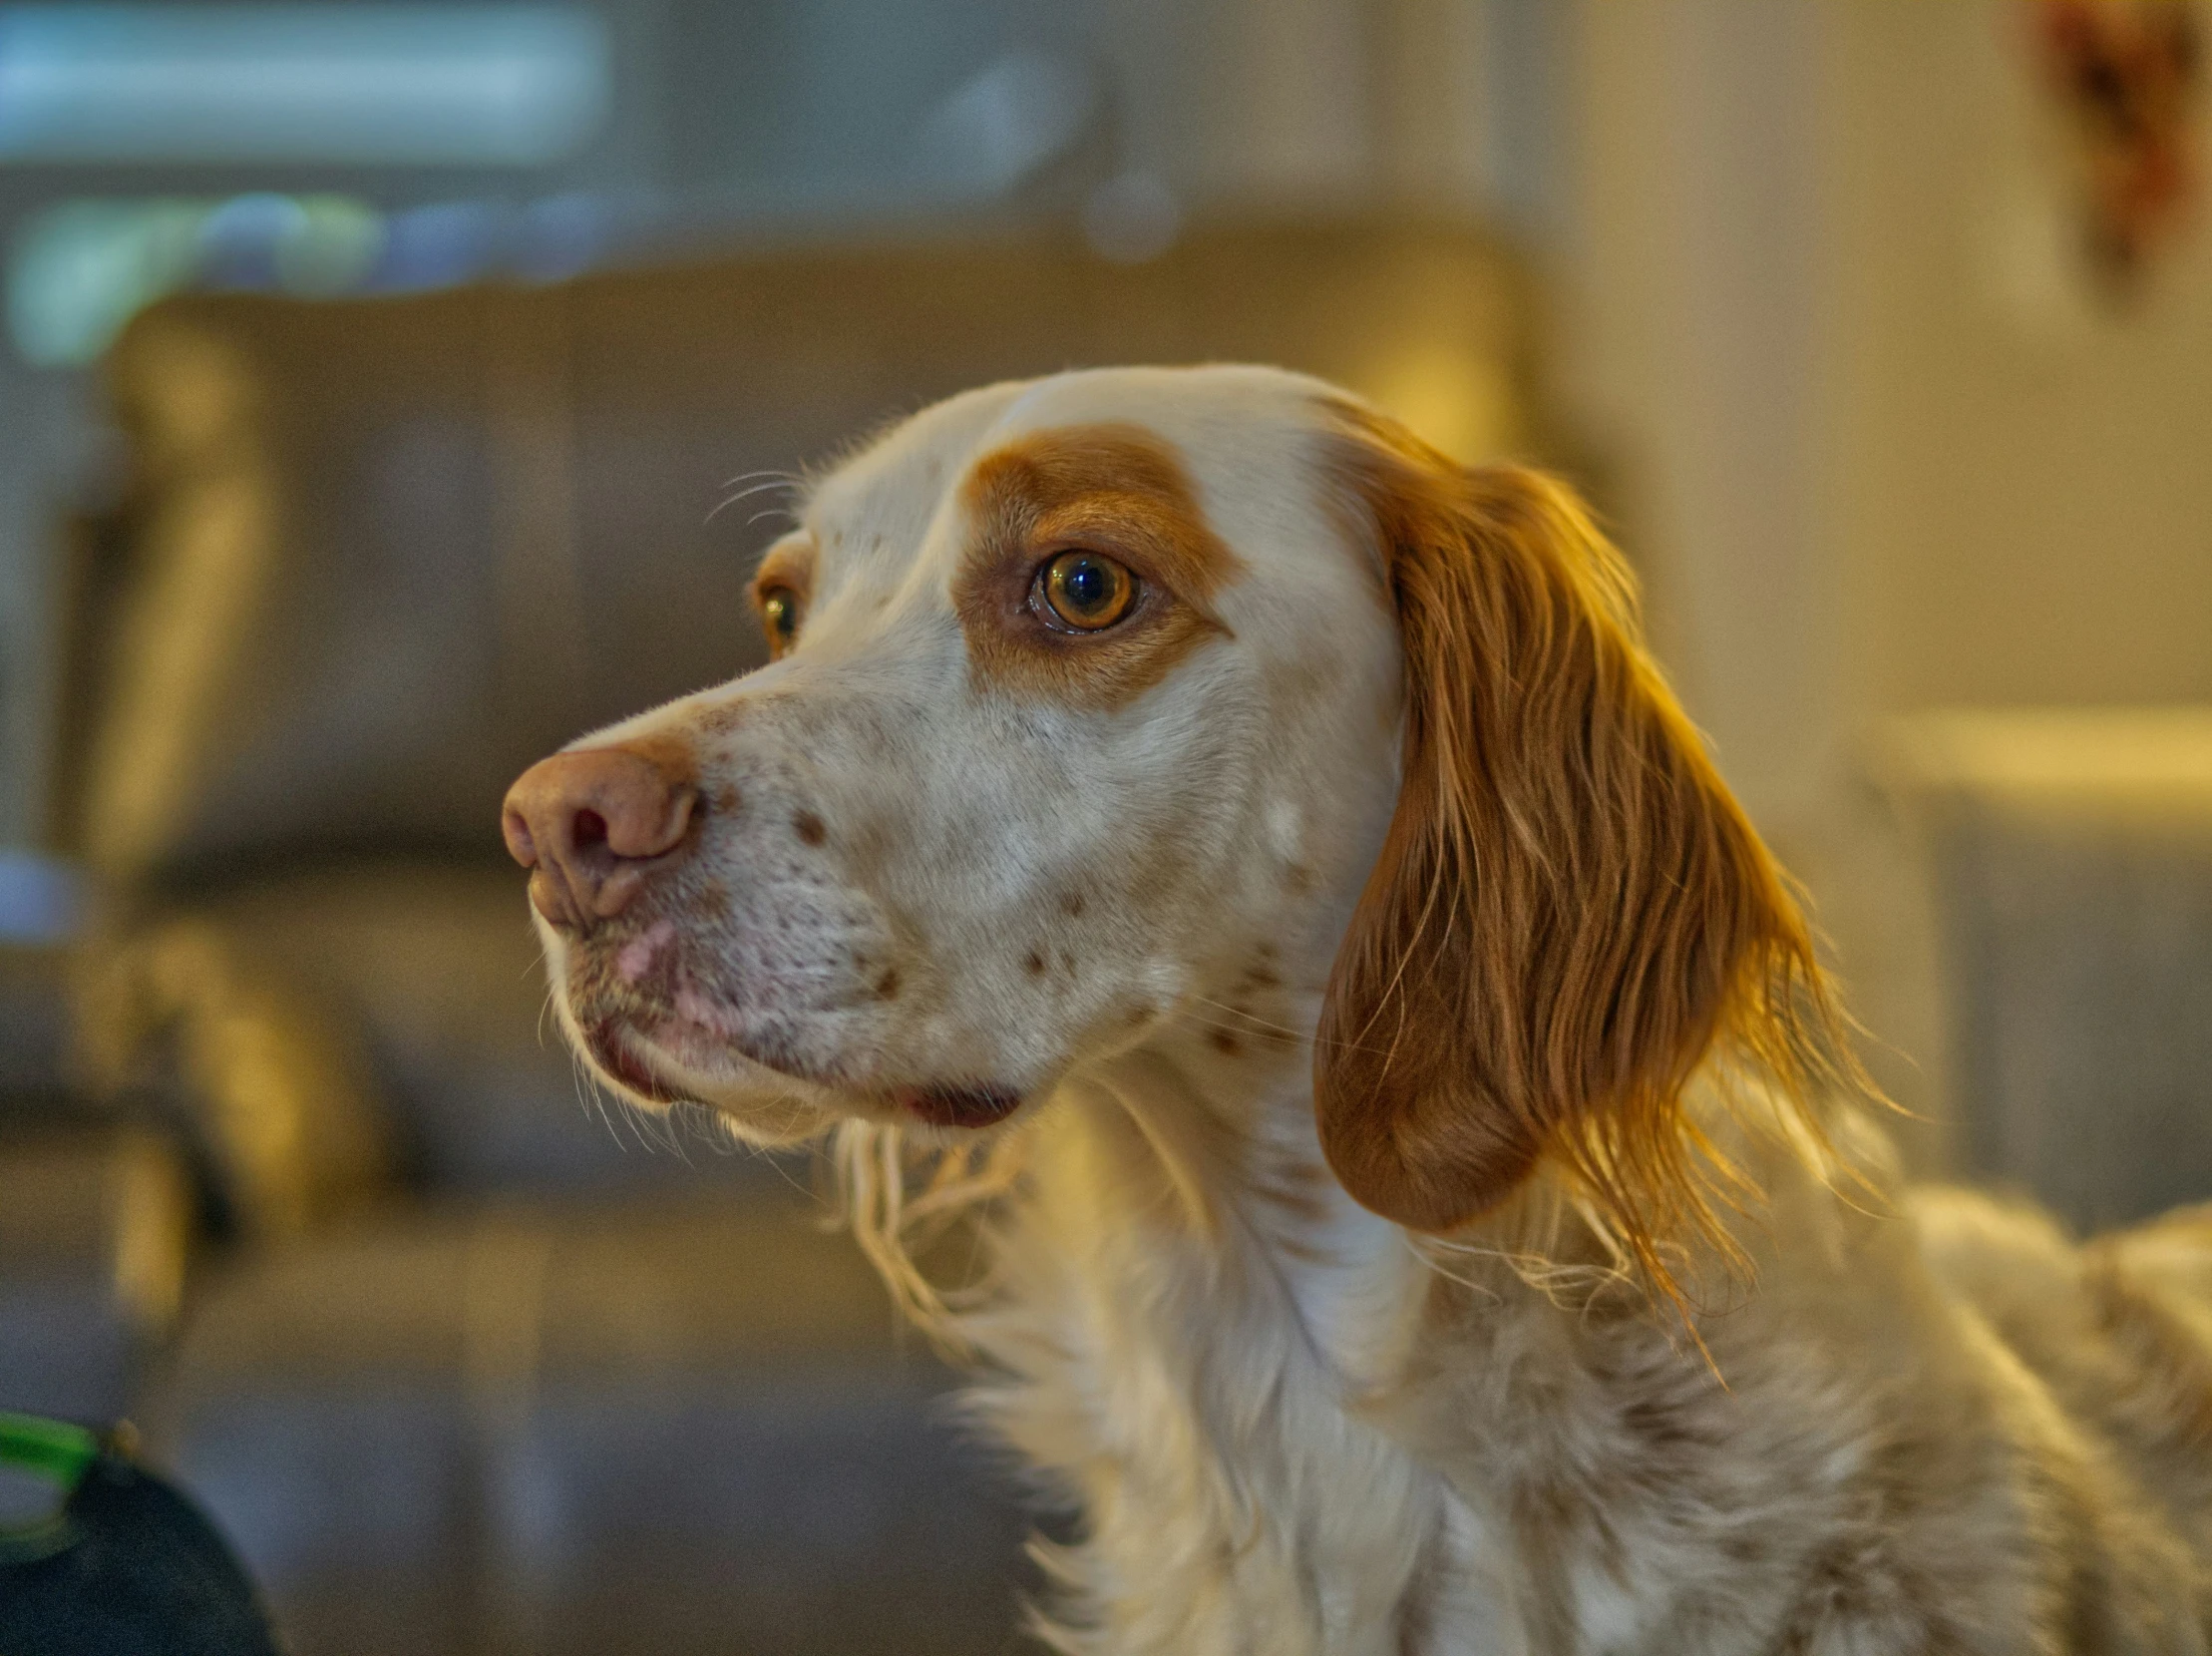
505;365;1838;1256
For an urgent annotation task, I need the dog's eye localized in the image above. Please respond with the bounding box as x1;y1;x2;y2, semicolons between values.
759;587;804;658
1034;551;1136;631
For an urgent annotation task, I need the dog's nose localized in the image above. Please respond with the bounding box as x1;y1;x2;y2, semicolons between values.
502;745;699;927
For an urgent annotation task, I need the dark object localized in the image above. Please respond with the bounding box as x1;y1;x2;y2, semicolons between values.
0;1412;282;1656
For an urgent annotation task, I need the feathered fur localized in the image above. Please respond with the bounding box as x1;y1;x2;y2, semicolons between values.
521;366;2212;1654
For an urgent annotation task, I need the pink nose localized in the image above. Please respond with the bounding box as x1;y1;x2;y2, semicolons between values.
502;743;699;928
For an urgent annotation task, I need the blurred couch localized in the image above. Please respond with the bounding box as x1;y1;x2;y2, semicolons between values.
8;220;1536;1656
1876;709;2212;1233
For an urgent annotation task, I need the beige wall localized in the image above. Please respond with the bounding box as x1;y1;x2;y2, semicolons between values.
1567;0;2212;749
1558;0;2212;1159
1557;1;1837;830
1832;2;2212;718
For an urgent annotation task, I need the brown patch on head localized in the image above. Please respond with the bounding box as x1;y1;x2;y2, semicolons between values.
874;967;902;1002
954;423;1247;707
1060;891;1086;918
1023;950;1047;977
1207;1029;1243;1056
713;786;741;815
793;810;827;847
1311;398;1864;1308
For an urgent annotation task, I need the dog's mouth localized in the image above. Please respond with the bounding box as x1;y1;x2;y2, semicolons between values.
572;984;1025;1133
884;1083;1024;1129
576;1000;801;1106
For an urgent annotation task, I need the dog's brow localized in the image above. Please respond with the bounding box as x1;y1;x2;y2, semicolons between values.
752;533;817;598
950;421;1246;708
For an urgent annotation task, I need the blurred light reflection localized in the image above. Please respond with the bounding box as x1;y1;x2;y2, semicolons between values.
6;193;616;364
0;4;609;165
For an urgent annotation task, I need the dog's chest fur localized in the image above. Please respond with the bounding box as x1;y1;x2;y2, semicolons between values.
968;1063;1456;1654
949;1050;2212;1656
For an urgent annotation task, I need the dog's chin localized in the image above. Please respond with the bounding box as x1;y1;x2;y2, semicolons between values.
579;1025;836;1146
576;1013;1026;1143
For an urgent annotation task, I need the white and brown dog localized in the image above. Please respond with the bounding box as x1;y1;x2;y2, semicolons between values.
504;365;2212;1654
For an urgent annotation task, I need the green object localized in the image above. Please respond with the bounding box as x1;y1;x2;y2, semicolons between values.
0;1409;101;1488
0;1409;98;1564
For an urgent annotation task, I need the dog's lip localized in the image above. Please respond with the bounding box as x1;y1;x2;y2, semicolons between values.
889;1082;1024;1129
628;1013;842;1099
584;1018;684;1104
582;1000;1021;1128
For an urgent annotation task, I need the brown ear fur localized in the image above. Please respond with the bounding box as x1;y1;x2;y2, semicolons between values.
1315;404;1846;1284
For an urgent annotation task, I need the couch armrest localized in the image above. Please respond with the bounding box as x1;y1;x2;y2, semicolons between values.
73;919;391;1238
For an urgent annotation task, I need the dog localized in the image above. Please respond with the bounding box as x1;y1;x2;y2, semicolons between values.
504;365;2212;1653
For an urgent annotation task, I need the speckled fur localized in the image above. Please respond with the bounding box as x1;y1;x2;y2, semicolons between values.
528;367;2212;1654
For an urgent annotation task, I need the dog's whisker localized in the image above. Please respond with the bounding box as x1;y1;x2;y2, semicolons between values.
569;1052;625;1148
1185;996;1300;1035
711;476;801;508
1183;994;1311;1041
756;1139;819;1203
705;476;802;526
1166;1002;1397;1060
715;467;802;492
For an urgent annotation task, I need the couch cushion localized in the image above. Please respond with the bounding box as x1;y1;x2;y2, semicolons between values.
144;1193;1032;1656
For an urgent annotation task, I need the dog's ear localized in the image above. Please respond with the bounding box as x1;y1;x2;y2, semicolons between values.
1314;405;1839;1271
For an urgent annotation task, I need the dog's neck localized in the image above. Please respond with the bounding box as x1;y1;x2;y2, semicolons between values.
970;1021;1491;1650
1061;1025;1421;1373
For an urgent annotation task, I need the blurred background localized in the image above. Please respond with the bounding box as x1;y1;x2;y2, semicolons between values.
1;2;2209;1652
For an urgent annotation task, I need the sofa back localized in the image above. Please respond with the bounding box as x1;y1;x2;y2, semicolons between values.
64;219;1533;891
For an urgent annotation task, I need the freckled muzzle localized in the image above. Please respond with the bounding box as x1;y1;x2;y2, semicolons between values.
505;716;1041;1136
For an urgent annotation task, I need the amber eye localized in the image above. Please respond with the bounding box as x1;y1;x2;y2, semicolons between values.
759;587;804;658
1034;551;1136;631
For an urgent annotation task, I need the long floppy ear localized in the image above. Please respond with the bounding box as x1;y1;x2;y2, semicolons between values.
1315;403;1844;1278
